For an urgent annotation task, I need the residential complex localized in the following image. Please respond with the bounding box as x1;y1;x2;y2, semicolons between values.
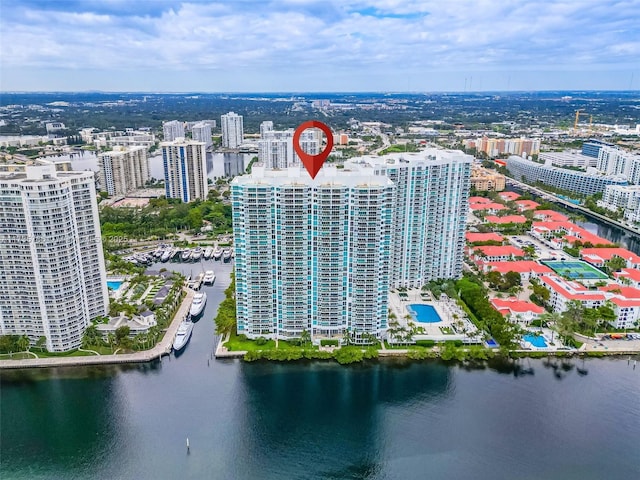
464;137;540;157
97;146;150;195
162;120;185;142
346;150;473;287
470;165;505;191
231;165;394;343
221;112;244;148
191;122;213;149
596;145;640;184
0;163;109;352
599;185;640;223
161;138;207;202
257;122;319;168
505;155;627;196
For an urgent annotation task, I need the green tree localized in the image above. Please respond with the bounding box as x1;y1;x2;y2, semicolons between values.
300;329;311;347
16;335;30;352
604;256;627;274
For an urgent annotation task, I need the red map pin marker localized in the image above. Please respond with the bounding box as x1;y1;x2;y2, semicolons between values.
293;120;333;179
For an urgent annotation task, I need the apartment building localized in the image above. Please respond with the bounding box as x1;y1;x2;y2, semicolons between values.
599;185;640;223
0;163;109;351
464;137;541;157
505;155;627;196
470;165;505;191
258;124;319;169
221;112;244;148
98;146;149;195
192;122;213;149
162;120;185;142
161;139;207;202
231;166;394;343
596;146;640;184
346;149;472;286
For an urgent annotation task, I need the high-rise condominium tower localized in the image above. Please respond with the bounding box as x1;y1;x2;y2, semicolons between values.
162;120;185;142
258;124;319;169
191;122;213;149
0;163;109;352
221;112;244;148
161;139;208;202
231;166;394;343
345;150;472;287
98;146;150;195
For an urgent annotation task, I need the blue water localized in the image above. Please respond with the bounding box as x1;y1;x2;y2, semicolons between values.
524;334;548;348
408;304;442;323
106;281;123;291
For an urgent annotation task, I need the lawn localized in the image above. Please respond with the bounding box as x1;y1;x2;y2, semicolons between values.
225;332;309;352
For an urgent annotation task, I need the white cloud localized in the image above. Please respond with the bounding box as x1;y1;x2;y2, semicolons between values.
1;0;639;90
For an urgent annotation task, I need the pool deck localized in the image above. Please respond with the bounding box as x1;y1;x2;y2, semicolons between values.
388;289;481;343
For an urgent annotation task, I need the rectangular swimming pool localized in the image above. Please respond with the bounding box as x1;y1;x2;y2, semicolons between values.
407;304;442;323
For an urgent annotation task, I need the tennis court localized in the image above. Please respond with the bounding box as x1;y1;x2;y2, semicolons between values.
542;260;608;280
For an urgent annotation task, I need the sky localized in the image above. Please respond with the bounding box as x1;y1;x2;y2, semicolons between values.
1;0;639;92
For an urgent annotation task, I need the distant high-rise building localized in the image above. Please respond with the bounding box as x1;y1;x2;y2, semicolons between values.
161;139;207;202
221;112;244;148
191;122;213;149
259;121;273;136
0;163;109;352
346;149;473;287
163;120;185;142
258;128;319;169
232;166;394;343
98;146;150;195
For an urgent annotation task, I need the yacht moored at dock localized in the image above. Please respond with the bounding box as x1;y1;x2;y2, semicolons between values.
204;247;213;260
189;292;207;317
212;247;222;260
173;319;194;352
222;248;232;262
203;270;216;285
191;247;203;262
181;249;192;262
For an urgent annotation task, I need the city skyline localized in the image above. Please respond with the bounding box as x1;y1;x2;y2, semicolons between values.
1;1;639;92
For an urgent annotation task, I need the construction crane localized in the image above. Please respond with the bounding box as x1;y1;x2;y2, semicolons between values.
574;109;593;132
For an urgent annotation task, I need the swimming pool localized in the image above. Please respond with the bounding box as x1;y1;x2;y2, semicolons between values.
523;334;548;348
107;281;123;291
407;304;442;323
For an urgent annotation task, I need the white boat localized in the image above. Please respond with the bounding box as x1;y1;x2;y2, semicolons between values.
212;247;223;260
222;248;232;262
160;249;172;262
203;270;216;285
173;320;194;352
189;292;207;317
204;247;213;260
191;247;203;262
181;249;192;262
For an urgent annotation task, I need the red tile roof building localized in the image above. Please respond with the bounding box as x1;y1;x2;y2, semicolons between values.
490;297;544;325
465;232;504;244
484;261;554;280
580;248;640;269
485;215;528;224
515;199;540;211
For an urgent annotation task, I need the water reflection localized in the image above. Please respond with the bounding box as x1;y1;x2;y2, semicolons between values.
233;361;452;479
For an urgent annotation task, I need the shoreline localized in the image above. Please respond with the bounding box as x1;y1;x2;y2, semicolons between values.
0;288;194;370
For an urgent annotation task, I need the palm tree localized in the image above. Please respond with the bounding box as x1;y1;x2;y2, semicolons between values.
539;311;562;343
300;329;311;347
342;329;351;346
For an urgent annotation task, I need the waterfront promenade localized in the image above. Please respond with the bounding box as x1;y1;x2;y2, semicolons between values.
0;288;195;370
